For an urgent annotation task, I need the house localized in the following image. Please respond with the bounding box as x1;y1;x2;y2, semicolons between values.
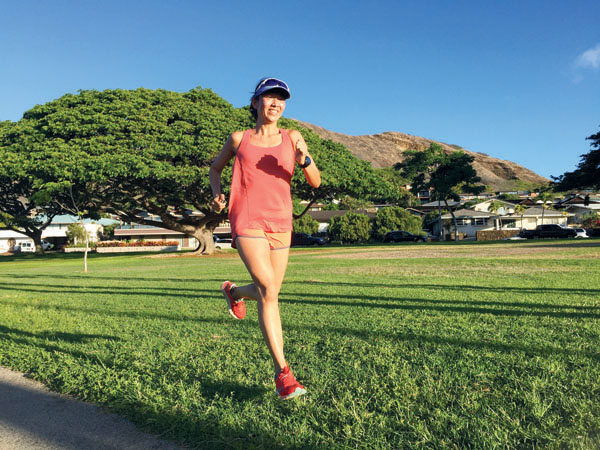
432;209;493;240
43;215;112;248
0;215;111;252
472;199;518;215
555;194;600;223
433;207;572;240
114;224;199;249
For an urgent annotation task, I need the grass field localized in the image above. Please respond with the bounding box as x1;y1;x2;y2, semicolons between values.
0;240;599;449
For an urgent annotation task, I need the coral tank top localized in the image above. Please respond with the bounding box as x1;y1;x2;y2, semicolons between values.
228;129;295;235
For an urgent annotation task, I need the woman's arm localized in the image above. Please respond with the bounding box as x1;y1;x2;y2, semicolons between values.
209;131;243;212
288;129;321;188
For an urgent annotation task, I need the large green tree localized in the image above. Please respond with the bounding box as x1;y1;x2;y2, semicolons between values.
4;88;384;254
0;121;67;253
553;126;600;190
398;143;484;241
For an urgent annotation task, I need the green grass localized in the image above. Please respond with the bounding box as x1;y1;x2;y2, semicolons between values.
1;241;599;449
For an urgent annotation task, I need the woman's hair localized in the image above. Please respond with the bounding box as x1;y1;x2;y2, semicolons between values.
248;79;264;120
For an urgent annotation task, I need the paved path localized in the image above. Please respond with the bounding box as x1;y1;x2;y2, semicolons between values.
0;367;182;450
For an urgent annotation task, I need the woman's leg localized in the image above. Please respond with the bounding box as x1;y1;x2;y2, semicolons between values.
234;237;290;374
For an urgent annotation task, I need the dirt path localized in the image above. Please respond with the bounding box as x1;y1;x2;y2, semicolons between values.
0;367;182;450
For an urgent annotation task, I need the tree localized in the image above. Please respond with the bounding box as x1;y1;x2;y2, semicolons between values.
372;167;418;207
553;126;600;190
487;200;504;230
373;207;422;239
398;144;484;241
328;212;371;243
514;203;527;229
293;214;319;235
5;89;385;255
537;190;554;225
66;223;87;245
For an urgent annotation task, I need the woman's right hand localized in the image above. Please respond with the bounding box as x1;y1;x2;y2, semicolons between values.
212;194;226;212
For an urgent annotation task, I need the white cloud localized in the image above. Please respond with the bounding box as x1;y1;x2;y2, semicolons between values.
575;43;600;70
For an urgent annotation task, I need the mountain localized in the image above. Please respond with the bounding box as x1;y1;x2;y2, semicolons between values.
296;120;548;191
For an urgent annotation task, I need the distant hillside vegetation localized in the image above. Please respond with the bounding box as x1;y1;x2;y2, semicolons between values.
295;120;548;191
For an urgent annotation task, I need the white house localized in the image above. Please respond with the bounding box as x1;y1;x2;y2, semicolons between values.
434;207;572;240
0;215;113;252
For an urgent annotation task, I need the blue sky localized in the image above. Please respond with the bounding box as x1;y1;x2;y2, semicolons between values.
1;1;598;179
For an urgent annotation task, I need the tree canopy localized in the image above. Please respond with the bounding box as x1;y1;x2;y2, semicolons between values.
553;126;600;191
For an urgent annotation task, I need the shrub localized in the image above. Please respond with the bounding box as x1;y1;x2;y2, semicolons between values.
373;207;423;239
293;214;319;235
328;212;371;243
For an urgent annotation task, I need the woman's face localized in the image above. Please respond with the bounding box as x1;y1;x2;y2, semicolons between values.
254;91;286;123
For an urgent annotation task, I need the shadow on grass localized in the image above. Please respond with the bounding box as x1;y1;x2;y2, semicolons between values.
302;323;600;363
1;279;599;320
4;273;599;296
3;290;600;365
0;325;119;343
285;280;600;296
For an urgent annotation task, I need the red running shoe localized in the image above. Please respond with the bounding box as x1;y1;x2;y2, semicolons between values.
275;365;307;400
221;281;246;320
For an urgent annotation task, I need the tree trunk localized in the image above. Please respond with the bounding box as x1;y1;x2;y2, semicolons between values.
31;231;44;255
444;199;459;241
191;227;217;255
84;228;89;273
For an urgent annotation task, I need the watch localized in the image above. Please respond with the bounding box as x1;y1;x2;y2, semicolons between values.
299;156;312;169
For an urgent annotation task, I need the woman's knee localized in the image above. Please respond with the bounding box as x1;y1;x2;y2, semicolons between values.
254;278;279;302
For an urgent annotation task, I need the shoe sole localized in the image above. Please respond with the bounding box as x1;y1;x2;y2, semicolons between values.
221;284;243;320
279;387;307;400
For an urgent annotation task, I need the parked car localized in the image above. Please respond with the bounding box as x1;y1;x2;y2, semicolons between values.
572;228;589;238
291;233;325;246
586;228;600;237
519;224;577;239
14;240;53;252
213;235;233;249
383;231;427;243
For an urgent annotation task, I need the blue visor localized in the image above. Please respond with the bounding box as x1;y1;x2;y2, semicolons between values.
253;78;291;99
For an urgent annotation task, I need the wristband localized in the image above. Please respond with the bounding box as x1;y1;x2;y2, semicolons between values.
299;156;312;169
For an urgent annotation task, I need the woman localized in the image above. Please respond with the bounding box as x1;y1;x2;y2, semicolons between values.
209;77;321;400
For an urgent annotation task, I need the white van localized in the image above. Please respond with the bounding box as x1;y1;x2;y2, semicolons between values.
14;240;53;252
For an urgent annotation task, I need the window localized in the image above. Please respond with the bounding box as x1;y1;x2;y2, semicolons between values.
473;218;487;226
501;219;517;229
455;218;468;226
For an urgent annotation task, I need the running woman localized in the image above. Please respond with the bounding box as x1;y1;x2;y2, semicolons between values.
209;77;321;400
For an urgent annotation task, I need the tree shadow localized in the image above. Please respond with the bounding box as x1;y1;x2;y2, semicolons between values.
2;279;599;321
0;325;119;343
289;322;600;363
285;280;600;296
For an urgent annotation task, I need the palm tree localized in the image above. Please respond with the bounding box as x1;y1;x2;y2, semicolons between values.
537;191;554;225
488;200;504;230
514;203;527;230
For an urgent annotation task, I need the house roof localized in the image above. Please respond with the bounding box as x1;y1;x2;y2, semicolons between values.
441;207;573;219
307;210;377;222
521;207;572;217
441;209;492;219
420;200;461;208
